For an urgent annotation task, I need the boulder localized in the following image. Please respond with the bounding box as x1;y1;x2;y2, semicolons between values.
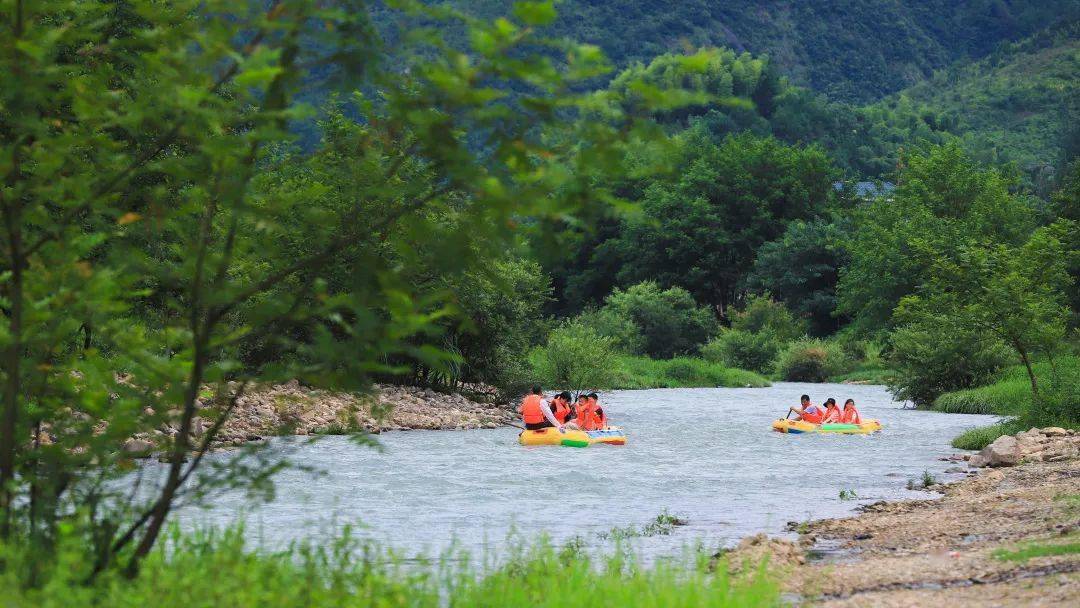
1041;427;1067;437
122;438;154;455
980;435;1019;467
968;453;990;468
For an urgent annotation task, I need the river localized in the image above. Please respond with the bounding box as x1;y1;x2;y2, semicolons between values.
168;382;997;558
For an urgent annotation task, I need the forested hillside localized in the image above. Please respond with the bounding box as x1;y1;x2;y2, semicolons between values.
870;21;1080;191
436;0;1080;101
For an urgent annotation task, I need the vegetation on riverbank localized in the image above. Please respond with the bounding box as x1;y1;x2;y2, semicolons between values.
0;529;778;608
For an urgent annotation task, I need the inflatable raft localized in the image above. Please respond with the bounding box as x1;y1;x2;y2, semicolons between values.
772;419;882;434
518;427;627;447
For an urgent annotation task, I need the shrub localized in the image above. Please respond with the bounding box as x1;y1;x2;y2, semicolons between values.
775;339;850;382
612;355;770;389
951;421;1025;450
603;282;718;359
575;306;644;354
730;295;806;342
701;329;780;374
887;323;1011;407
534;322;619;391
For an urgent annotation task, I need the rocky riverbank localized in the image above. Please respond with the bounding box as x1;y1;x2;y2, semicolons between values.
125;382;516;453
724;427;1080;606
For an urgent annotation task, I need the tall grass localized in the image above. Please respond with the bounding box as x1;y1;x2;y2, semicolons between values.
613;356;770;389
0;528;779;607
934;357;1079;415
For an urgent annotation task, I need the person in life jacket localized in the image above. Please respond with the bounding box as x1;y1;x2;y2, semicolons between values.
588;393;607;429
573;394;595;430
840;398;862;424
788;394;824;424
821;398;841;423
550;391;573;425
520;385;562;431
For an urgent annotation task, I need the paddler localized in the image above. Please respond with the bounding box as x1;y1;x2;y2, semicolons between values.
788;394;824;424
520;385;563;431
840;398;862;424
573;393;595;430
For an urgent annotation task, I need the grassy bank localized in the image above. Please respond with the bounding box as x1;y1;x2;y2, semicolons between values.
612;356;770;389
934;358;1080;415
1;529;778;607
946;355;1080;450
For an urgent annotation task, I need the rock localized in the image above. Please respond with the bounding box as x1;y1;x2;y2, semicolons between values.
122;438;154;455
981;435;1019;467
1041;427;1067;437
945;467;966;473
968;453;990;468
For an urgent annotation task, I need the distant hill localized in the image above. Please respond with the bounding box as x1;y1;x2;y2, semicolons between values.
869;21;1079;186
433;0;1080;102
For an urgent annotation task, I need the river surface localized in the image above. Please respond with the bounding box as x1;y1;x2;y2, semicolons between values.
168;383;996;558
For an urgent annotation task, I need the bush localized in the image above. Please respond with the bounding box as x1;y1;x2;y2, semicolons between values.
775;338;849;382
951;421;1025;450
575;306;644;354
701;329;780;374
603;282;718;359
886;323;1011;407
729;295;806;342
533;321;619;391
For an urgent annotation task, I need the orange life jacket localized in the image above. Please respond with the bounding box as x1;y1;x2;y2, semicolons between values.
520;394;545;425
823;406;841;423
590;398;607;429
552;399;571;424
841;407;861;424
801;404;823;424
574;400;595;430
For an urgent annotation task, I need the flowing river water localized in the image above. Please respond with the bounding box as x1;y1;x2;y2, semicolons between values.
167;382;997;558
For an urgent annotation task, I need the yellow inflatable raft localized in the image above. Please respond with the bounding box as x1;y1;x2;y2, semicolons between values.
771;419;882;434
518;427;627;447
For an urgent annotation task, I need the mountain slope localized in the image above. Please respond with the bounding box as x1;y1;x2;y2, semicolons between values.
444;0;1080;102
870;22;1079;183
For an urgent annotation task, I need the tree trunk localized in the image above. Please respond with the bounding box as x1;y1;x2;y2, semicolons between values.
1017;344;1038;402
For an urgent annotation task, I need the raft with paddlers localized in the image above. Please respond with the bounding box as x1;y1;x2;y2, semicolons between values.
518;426;627;447
771;419;883;434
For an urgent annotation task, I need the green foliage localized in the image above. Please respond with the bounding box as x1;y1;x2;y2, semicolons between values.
775;339;850;383
533;322;619;392
839;143;1039;331
729;295;807;342
838;489;858;501
701;331;780;375
951;421;1025;451
614;133;838;312
0;527;779;607
575;307;645;354
747;219;848;336
611;356;769;390
598;511;688;540
887;321;1012;407
398;1;1080;102
602;282;718;359
0;0;685;582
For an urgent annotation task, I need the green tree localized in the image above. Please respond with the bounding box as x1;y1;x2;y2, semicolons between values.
535;322;619;392
615;131;837;312
747;219;848;336
0;0;675;582
602;282;717;359
839;143;1037;331
895;223;1073;401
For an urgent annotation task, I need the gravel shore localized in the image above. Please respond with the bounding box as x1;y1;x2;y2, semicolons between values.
724;428;1080;606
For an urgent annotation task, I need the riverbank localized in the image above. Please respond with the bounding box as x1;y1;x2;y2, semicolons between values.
735;427;1080;606
126;382;516;452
